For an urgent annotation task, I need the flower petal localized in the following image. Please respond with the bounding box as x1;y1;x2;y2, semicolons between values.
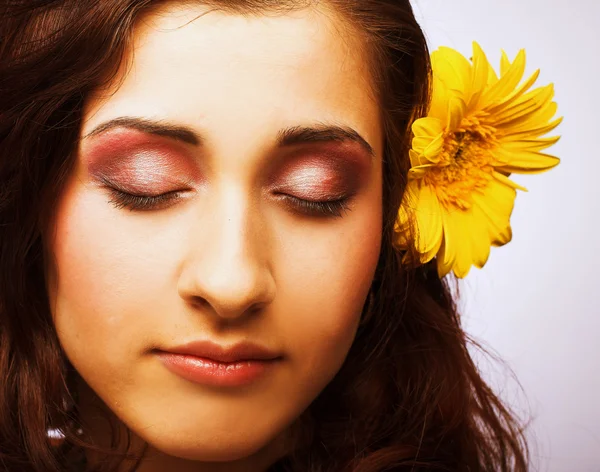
482;49;526;106
436;208;458;277
394;200;411;249
432;47;473;96
413;185;444;261
408;164;435;180
500;49;511;77
447;95;467;131
471;178;516;246
441;208;473;278
468;41;491;110
466;207;493;269
502;115;563;140
492;171;528;192
494;149;560;174
409;149;422;168
436;241;453;278
499;135;561;153
422;133;445;163
493;83;555;127
429;75;451;122
486;68;540;114
412;117;444;138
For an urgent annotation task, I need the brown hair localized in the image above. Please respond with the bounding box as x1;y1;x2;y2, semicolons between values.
0;0;530;470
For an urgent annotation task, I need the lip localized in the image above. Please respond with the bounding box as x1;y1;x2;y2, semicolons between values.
156;340;282;387
160;340;281;363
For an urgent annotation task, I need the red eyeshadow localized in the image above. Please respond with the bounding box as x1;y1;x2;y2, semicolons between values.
268;144;370;200
81;128;201;192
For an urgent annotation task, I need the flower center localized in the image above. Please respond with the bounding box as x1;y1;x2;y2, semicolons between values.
423;117;498;210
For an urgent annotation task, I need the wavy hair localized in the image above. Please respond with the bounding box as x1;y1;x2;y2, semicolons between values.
0;0;530;470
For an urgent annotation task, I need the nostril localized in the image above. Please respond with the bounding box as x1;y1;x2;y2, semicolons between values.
247;303;264;316
190;296;209;309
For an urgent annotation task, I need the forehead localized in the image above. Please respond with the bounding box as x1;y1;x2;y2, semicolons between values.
82;2;382;157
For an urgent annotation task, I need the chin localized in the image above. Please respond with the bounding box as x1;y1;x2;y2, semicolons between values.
141;429;276;462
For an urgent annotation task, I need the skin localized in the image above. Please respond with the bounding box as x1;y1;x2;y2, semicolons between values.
46;3;383;471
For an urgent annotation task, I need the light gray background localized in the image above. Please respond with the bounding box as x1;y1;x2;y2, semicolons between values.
411;1;599;470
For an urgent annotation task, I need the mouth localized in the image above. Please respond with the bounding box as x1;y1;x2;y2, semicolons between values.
155;339;282;387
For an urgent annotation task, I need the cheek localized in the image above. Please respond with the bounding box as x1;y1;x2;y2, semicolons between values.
275;180;382;390
47;180;159;369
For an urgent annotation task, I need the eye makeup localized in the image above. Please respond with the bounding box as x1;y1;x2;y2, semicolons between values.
266;141;369;199
81;126;371;217
83;128;201;191
274;155;362;201
260;143;369;218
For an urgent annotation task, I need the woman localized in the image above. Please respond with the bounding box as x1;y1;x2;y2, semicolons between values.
0;0;553;471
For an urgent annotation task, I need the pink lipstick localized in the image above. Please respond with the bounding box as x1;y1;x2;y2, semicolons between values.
156;340;281;387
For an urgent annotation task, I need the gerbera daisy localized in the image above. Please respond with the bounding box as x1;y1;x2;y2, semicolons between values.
395;41;562;278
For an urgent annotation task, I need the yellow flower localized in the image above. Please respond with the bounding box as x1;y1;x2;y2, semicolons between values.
395;41;561;278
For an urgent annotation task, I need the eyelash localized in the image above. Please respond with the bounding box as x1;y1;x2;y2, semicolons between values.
107;189;352;218
277;194;351;218
107;189;183;212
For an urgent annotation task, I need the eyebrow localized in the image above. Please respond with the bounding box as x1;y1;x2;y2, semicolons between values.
82;116;374;157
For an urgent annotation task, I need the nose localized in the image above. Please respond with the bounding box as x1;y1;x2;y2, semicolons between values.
177;192;276;321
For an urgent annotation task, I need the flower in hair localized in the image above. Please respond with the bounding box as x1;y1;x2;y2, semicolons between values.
394;41;562;278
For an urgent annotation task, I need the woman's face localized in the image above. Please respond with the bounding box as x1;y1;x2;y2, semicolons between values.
47;3;382;469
